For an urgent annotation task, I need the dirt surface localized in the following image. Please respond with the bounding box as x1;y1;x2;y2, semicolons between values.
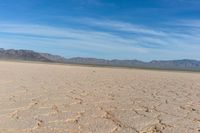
0;61;200;133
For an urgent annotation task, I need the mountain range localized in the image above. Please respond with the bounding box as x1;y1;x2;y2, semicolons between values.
0;48;200;71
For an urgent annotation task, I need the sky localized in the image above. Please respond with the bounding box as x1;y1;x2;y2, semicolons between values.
0;0;200;61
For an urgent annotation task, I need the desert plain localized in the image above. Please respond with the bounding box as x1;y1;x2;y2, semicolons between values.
0;61;200;133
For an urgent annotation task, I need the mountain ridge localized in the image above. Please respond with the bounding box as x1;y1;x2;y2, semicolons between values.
0;48;200;71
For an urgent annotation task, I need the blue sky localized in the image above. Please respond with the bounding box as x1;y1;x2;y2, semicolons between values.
0;0;200;61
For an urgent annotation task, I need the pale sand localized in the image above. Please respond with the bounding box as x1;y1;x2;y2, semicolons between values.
0;61;200;133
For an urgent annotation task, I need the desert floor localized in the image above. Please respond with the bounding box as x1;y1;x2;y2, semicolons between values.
0;61;200;133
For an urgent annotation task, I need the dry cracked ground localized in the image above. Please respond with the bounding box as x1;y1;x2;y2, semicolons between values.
0;61;200;133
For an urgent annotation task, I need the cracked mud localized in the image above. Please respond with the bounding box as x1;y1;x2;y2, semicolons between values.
0;61;200;133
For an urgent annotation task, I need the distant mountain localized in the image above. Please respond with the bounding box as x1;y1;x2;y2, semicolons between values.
149;60;200;70
0;48;52;62
0;48;200;71
66;57;146;67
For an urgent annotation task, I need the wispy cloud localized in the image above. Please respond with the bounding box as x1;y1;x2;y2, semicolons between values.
76;18;200;47
174;19;200;28
0;22;149;59
0;18;200;61
72;18;167;36
0;23;141;48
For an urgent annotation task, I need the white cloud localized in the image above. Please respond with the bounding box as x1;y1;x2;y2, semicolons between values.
0;18;200;60
72;18;167;36
0;23;148;56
